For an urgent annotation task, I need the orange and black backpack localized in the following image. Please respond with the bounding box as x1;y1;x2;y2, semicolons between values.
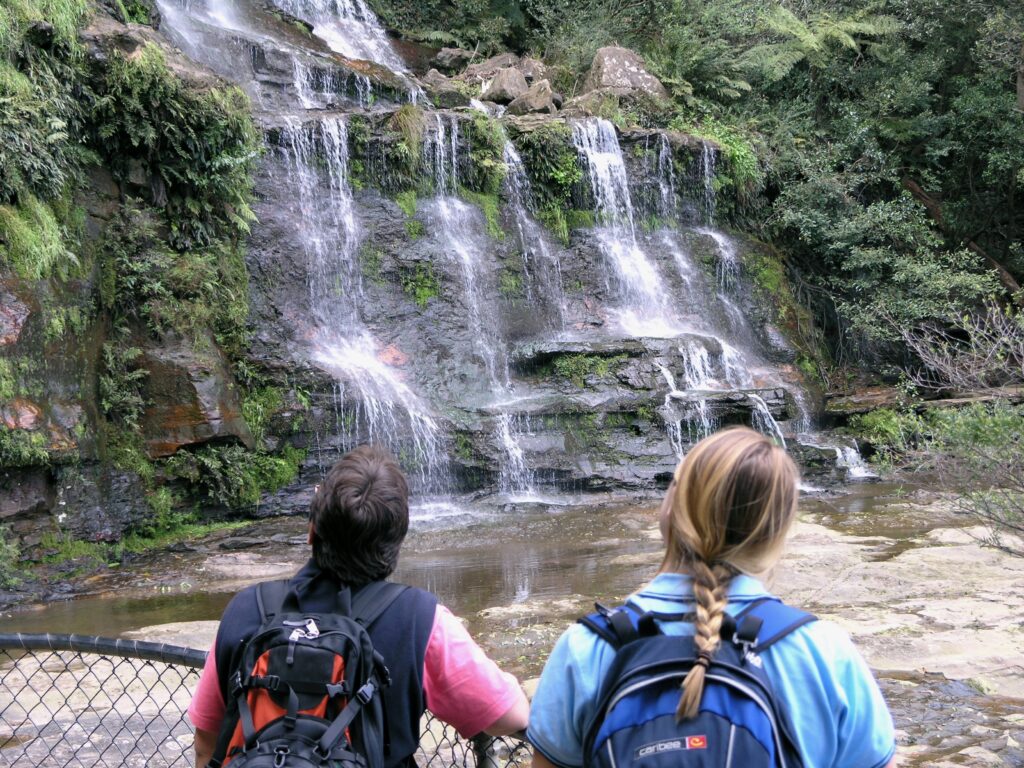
207;580;407;768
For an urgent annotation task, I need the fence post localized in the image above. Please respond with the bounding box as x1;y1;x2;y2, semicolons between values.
471;734;502;768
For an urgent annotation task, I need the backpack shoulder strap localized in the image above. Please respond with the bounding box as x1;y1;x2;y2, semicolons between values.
351;581;410;629
578;602;648;648
255;579;292;622
735;597;817;651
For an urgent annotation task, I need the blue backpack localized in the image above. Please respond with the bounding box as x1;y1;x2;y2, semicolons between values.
579;597;816;768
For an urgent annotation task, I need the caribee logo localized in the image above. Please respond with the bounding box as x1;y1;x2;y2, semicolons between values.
634;736;708;759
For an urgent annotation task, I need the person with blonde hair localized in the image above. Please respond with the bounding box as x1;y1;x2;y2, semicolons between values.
528;427;896;768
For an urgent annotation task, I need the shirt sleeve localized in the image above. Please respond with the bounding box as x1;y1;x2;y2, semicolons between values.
188;643;227;734
422;604;525;737
826;626;897;768
527;624;617;768
767;621;896;768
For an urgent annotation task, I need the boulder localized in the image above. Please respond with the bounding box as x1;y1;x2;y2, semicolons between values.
481;67;528;104
519;56;548;83
139;333;255;458
582;46;669;101
421;68;471;108
462;52;520;82
1;399;42;430
0;469;53;525
507;79;557;115
0;283;31;346
432;47;474;73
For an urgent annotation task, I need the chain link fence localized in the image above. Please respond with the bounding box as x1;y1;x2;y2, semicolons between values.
0;634;531;768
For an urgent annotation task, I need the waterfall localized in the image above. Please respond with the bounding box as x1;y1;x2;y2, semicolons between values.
699;142;716;224
268;0;407;72
280;117;359;323
656;133;677;220
697;226;739;291
315;336;447;489
572;118;675;337
276;116;449;490
503;139;567;328
424;117;537;497
496;413;536;498
748;393;786;448
425;117;508;387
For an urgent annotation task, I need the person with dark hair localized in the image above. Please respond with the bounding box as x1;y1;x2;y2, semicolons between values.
189;445;529;768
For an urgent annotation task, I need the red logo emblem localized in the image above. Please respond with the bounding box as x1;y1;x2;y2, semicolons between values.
686;736;708;750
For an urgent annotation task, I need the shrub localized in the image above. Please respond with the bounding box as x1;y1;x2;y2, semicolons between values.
165;443;305;508
0;195;76;280
0;428;49;467
511;122;583;244
90;44;260;250
401;263;440;308
98;339;149;428
927;402;1024;557
0;524;21;588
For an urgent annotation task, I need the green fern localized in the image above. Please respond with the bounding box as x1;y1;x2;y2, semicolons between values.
741;6;901;82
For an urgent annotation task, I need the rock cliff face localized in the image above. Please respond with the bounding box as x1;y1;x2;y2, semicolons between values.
2;0;838;552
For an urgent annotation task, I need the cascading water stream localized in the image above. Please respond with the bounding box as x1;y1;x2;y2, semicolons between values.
572;118;675;337
276;116;449;490
269;0;406;72
424;116;537;497
503;140;567;328
698;142;716;224
424;116;508;387
697;226;740;292
748;393;787;448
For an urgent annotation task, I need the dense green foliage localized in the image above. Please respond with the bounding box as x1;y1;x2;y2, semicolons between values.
0;0;89;280
91;44;259;250
0;524;20;587
510;121;583;243
165;443;306;509
850;400;1024;553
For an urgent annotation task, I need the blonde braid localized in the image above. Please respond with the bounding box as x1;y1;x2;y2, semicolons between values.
676;559;734;720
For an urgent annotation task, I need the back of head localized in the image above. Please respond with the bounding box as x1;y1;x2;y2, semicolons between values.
661;426;799;577
309;444;410;587
660;427;799;720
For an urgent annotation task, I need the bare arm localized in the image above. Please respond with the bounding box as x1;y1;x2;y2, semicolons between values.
482;691;530;736
194;727;217;768
531;750;559;768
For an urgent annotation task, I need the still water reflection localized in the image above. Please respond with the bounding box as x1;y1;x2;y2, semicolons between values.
2;500;663;641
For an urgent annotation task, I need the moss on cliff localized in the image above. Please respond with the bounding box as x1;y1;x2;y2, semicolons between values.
510;121;582;244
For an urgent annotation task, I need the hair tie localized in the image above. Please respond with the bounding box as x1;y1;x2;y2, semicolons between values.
694;650;713;669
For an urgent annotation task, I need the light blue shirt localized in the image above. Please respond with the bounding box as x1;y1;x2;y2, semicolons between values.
528;572;896;768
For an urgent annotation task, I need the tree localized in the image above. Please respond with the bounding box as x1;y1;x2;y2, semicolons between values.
740;6;900;83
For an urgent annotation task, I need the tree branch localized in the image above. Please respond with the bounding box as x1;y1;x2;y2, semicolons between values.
902;177;1023;302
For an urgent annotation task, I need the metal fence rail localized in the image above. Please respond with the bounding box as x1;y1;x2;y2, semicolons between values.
0;633;531;768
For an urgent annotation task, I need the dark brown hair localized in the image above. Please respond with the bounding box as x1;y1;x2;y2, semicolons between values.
309;445;410;586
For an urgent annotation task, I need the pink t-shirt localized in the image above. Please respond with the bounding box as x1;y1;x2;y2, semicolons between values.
189;604;521;739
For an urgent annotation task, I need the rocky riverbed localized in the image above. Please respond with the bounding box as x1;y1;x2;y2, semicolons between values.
3;485;1023;767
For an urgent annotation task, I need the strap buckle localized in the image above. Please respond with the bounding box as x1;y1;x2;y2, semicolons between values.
326;682;349;699
230;671;245;698
355;682;375;705
732;615;763;664
255;674;280;691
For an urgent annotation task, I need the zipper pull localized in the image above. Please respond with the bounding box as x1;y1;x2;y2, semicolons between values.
304;618;320;638
287;628;302;664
